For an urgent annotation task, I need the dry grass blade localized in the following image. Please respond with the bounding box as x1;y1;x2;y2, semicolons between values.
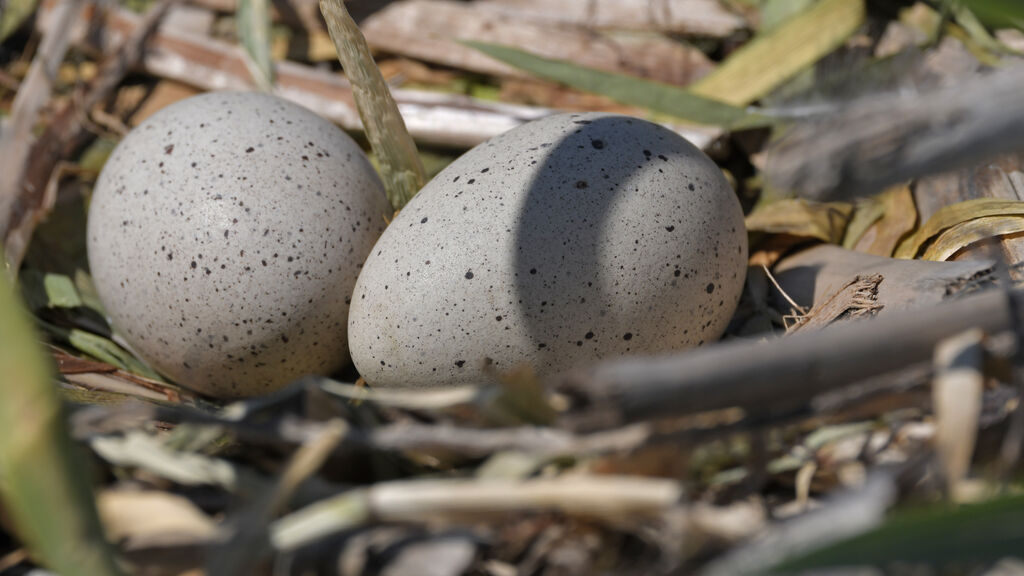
689;0;865;106
0;266;123;575
319;379;480;409
271;476;682;551
894;198;1024;259
320;0;426;211
922;215;1024;261
90;431;241;490
476;0;747;37
365;421;652;458
38;2;723;149
361;0;715;86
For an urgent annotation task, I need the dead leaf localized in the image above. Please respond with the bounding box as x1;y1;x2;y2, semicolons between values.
894;198;1024;259
746;199;854;244
922;215;1024;261
852;184;918;257
842;195;887;250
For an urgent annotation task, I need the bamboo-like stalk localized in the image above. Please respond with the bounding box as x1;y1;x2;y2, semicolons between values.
0;257;124;576
271;476;682;551
319;0;426;211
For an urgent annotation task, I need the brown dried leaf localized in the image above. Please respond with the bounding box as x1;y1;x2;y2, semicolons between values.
746;199;854;244
852;184;918;257
922;215;1024;261
895;199;1024;259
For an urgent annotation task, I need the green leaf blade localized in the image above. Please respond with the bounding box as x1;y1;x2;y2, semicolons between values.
237;0;275;90
463;41;769;130
773;493;1024;572
691;0;866;106
0;270;123;576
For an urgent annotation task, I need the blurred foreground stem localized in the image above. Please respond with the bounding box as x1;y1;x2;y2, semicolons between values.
320;0;426;211
237;0;275;90
0;266;122;575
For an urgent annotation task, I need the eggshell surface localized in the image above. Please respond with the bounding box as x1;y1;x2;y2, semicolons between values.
87;91;390;398
348;112;747;388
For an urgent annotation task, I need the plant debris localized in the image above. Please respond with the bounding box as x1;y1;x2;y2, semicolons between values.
2;0;1024;575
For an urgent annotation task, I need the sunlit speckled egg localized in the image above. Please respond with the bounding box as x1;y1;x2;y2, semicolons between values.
87;91;390;398
348;112;746;389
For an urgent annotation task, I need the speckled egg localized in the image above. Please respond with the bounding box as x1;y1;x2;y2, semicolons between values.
348;112;746;388
87;91;390;398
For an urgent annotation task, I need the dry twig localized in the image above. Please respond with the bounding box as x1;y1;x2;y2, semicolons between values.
4;0;172;271
271;476;683;551
36;1;724;150
0;0;83;273
564;286;1024;426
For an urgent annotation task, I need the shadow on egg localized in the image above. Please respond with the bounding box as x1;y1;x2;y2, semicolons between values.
511;115;731;366
346;112;747;388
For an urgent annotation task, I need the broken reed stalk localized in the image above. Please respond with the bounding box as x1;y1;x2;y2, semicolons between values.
78;401;655;459
36;3;723;149
320;0;426;211
766;65;1024;201
270;476;682;551
0;262;123;575
566;286;1024;426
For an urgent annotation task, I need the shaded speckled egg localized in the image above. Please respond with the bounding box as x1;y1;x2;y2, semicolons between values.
348;112;746;388
87;91;390;398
